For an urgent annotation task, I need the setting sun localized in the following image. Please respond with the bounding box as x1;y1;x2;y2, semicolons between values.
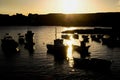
62;0;79;13
0;0;119;15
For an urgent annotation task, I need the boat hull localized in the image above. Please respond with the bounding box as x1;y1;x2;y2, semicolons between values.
47;44;68;59
73;58;112;71
1;38;20;55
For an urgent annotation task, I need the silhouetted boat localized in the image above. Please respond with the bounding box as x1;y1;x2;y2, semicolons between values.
24;30;35;53
61;34;70;39
47;39;68;59
74;45;91;58
101;34;120;47
61;34;79;39
46;27;68;59
73;34;79;39
18;33;25;45
72;33;112;71
73;58;112;71
1;35;20;54
73;40;91;59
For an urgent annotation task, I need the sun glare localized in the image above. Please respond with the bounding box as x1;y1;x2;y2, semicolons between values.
66;35;74;67
63;27;78;31
62;0;79;13
66;36;74;59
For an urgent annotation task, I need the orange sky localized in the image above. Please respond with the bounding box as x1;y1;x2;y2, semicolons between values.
0;0;119;15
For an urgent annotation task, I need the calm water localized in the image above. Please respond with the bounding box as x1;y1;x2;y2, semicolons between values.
0;26;120;80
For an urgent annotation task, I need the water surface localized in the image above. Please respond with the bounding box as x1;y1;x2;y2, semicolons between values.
0;26;120;80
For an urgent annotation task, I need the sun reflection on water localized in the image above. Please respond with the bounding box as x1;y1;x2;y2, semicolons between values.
63;27;78;31
65;35;74;67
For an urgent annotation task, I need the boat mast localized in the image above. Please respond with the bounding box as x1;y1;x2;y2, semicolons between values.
55;26;57;39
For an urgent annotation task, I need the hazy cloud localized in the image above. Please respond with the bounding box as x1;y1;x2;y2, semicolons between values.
119;0;120;5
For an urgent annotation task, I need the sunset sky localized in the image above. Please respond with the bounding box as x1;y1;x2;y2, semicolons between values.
0;0;120;15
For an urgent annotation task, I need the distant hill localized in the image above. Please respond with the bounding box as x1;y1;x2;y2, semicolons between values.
0;12;120;27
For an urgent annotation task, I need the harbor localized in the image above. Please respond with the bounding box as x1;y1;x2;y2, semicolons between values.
0;26;120;80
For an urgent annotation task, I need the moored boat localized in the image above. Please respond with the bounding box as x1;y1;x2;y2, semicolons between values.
46;27;68;59
73;58;112;71
18;33;25;45
1;35;20;54
47;39;68;59
24;30;35;54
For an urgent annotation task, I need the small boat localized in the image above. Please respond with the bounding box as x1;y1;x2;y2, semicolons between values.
46;27;68;59
73;40;91;59
73;58;112;71
73;34;79;39
61;34;79;39
73;45;90;52
25;30;34;43
24;30;35;53
47;39;68;59
18;33;25;45
61;34;70;39
1;35;20;54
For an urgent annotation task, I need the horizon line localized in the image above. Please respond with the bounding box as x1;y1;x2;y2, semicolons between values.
0;11;120;16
